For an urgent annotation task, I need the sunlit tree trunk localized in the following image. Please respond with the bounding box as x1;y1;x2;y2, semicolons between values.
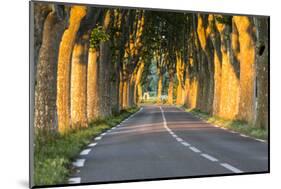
233;16;256;123
57;6;86;134
99;10;112;117
87;49;99;121
70;34;88;128
122;79;129;108
176;52;185;105
196;14;215;113
129;76;135;107
134;61;145;104
254;17;268;129
167;71;174;104
157;74;163;103
34;8;66;134
216;17;240;119
33;3;52;77
119;76;124;110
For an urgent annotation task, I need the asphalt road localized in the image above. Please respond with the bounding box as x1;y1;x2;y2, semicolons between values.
68;105;268;184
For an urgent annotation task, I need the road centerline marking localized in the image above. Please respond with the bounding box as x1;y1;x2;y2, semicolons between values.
189;146;201;153
201;153;219;162
181;142;190;146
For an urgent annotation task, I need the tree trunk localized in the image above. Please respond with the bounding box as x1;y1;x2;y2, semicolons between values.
57;6;86;134
70;34;88;128
168;73;174;104
254;17;268;129
34;9;66;134
98;10;112;117
176;53;185;105
157;74;163;103
122;79;129;108
216;17;240;119
134;61;145;104
87;49;100;121
233;16;256;123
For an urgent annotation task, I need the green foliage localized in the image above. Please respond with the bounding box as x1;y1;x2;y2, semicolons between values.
34;107;139;186
186;108;268;140
89;26;110;49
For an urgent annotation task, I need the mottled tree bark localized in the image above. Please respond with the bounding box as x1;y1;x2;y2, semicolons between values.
134;61;145;104
168;71;174;104
216;16;240;119
87;49;99;121
34;7;67;134
157;74;163;103
70;34;88;128
254;17;268;129
98;10;112;117
233;16;256;123
57;6;86;134
176;52;185;105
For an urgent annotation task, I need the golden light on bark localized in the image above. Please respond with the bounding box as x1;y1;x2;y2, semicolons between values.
167;72;174;104
57;6;87;134
87;49;99;121
157;74;163;103
233;16;256;123
176;52;185;105
134;61;145;104
70;36;88;128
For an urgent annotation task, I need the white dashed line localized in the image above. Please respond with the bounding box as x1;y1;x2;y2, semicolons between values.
80;149;91;155
88;142;97;147
189;146;201;153
68;177;81;184
181;142;190;146
95;136;102;141
220;163;243;173
201;153;218;162
72;159;85;167
171;134;177;138
176;137;184;142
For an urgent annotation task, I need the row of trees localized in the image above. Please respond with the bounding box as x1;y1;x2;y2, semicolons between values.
33;4;148;135
33;3;268;137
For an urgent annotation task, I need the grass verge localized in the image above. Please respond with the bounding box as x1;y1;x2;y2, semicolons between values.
34;107;139;186
184;108;268;141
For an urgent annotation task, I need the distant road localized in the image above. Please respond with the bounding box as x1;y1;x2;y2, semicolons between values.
69;105;268;184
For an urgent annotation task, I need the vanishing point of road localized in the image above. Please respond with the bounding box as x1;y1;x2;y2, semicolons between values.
69;105;268;184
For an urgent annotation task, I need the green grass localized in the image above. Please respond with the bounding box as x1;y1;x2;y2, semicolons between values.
34;107;139;186
185;108;268;141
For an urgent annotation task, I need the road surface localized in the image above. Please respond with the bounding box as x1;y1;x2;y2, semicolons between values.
69;105;268;184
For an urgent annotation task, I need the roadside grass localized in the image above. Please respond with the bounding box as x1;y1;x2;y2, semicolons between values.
184;108;268;141
34;107;139;186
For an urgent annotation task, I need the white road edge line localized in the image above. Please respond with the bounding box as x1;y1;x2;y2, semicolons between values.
80;149;91;155
201;153;219;162
95;136;102;140
189;146;201;153
88;142;97;147
68;177;81;184
255;138;266;143
72;159;85;167
220;163;243;173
